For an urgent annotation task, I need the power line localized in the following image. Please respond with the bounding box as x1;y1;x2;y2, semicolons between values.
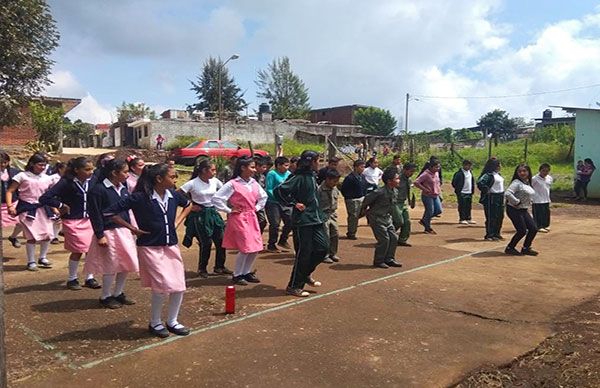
413;82;600;100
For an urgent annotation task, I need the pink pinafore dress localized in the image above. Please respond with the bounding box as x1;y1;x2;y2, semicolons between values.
221;179;263;253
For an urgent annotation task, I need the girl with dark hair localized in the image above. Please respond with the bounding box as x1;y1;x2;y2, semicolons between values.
275;150;329;297
477;158;505;241
104;163;192;337
574;158;596;201
1;151;25;248
362;157;383;193
126;157;145;194
5;153;54;271
86;159;139;308
504;164;538;256
40;157;101;289
47;161;67;244
212;157;267;285
265;156;293;252
414;159;443;234
531;163;553;233
179;158;230;278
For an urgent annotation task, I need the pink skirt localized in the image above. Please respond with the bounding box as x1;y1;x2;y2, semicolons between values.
85;227;139;275
62;218;93;253
19;208;54;241
1;203;19;228
222;210;263;253
137;245;186;293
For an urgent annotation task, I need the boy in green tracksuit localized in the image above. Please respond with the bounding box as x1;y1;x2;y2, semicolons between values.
360;169;402;269
318;169;341;264
391;162;417;247
275;150;329;297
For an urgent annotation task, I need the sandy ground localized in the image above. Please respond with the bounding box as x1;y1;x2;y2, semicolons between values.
2;199;600;387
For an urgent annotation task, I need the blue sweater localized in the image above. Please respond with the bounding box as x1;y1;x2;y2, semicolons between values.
266;169;290;203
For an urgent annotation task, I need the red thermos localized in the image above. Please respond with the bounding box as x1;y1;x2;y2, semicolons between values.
225;286;235;314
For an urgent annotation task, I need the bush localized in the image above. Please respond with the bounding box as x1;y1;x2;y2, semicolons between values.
165;135;200;151
253;139;325;157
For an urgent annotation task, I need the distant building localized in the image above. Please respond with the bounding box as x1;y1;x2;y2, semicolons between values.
533;109;575;128
310;104;370;125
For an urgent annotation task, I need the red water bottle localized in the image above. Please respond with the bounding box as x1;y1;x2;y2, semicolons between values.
225;286;235;314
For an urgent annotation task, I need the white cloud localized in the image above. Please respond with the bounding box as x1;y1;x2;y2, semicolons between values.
44;70;85;98
66;94;114;124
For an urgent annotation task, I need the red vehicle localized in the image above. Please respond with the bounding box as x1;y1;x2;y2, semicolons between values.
170;139;269;165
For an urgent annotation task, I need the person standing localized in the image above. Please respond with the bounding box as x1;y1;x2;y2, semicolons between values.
393;163;417;246
316;157;340;185
362;157;383;193
340;160;368;240
318;169;341;263
477;158;505;241
451;160;476;225
254;156;271;234
156;134;165;150
218;156;237;184
388;155;403;174
531;163;553;233
275;150;329;297
574;158;596;201
1;151;24;248
265;156;293;252
504;164;538;256
414;160;443;234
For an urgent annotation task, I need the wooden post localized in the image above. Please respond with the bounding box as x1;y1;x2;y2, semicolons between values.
524;138;529;163
409;137;415;162
488;135;493;160
327;128;337;160
248;141;254;157
0;205;7;387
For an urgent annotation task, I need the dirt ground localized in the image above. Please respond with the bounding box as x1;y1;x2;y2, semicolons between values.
2;196;600;387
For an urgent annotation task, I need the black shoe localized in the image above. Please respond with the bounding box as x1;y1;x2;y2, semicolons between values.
329;255;340;262
322;257;334;264
266;244;280;253
213;267;233;275
8;236;21;248
50;238;60;245
100;296;122;309
495;235;505;241
37;258;52;268
484;236;495;241
232;275;248;285
167;323;190;336
504;246;522;256
197;270;209;278
148;323;169;338
277;241;292;250
385;259;402;268
114;293;136;305
373;262;390;269
521;247;539;256
398;242;412;247
286;287;310;297
84;278;102;289
244;272;261;283
346;235;357;240
66;279;82;291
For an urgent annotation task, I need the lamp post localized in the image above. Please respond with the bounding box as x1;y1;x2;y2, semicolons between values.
400;93;419;152
218;54;240;140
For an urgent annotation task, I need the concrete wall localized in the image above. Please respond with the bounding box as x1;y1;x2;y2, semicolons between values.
574;110;600;198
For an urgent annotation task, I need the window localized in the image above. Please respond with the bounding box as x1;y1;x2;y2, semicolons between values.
144;126;148;137
185;141;200;148
138;129;142;139
221;141;238;149
207;141;219;148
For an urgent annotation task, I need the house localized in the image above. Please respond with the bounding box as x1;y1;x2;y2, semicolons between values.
0;96;81;146
551;105;600;198
310;104;370;125
533;109;575;128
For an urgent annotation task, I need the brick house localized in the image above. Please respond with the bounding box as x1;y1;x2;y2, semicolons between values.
310;104;370;125
0;96;81;146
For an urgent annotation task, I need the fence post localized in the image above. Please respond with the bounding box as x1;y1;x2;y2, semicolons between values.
327;128;337;160
523;138;528;163
487;136;493;159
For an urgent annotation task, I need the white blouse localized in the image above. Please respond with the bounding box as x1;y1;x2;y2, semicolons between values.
489;172;505;193
531;174;553;204
180;177;223;207
362;167;383;185
212;177;267;214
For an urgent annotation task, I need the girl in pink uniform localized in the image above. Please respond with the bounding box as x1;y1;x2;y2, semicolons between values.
104;163;192;338
1;151;24;248
5;153;54;271
212;157;267;286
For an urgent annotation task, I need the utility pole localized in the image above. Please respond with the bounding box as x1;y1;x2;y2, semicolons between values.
404;93;409;134
217;54;240;140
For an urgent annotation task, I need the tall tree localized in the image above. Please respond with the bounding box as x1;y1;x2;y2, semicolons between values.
188;57;246;116
116;102;156;122
0;0;60;126
255;57;310;120
477;109;518;142
354;107;397;136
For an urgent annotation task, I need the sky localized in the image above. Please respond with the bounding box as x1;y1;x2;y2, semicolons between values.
45;0;600;132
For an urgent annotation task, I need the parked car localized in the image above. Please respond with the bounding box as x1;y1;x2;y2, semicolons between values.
170;139;269;165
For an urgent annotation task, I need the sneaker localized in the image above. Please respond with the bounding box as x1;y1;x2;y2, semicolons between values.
148;323;169;338
398;241;412;247
521;247;539;256
484;236;494;241
266;245;280;253
307;277;322;287
286;287;310;297
213;267;233;275
50;238;60;245
167;323;190;336
467;220;477;224
424;229;437;235
329;255;340;262
26;262;38;271
197;270;209;278
8;236;21;248
322;257;334;264
100;296;122;309
504;246;522;256
37;258;52;268
373;262;390;269
244;272;261;283
277;241;292;251
66;279;82;290
538;228;549;233
114;293;136;305
459;220;469;225
495;235;505;241
346;235;357;240
385;259;402;268
84;278;102;289
232;275;248;286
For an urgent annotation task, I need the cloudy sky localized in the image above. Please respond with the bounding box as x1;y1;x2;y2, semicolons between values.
45;0;600;132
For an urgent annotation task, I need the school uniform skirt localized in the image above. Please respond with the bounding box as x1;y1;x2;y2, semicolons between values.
137;245;186;293
62;218;93;253
85;227;139;275
1;203;19;228
19;208;54;241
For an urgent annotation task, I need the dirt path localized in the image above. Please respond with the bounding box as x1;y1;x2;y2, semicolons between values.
3;201;600;387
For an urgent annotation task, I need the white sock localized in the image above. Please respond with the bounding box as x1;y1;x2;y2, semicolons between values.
113;272;127;296
234;253;247;276
150;292;165;327
11;224;23;238
53;223;60;239
26;243;36;264
242;252;258;275
167;292;184;327
39;240;50;259
68;259;79;281
101;274;115;299
86;273;94;280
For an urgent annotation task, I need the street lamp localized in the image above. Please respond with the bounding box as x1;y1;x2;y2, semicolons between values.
218;54;240;140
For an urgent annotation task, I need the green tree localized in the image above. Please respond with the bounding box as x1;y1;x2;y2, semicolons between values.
29;101;64;148
476;109;517;142
455;127;482;141
188;57;246;116
64;118;94;147
0;0;60;126
116;102;156;122
255;56;311;119
354;107;397;136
